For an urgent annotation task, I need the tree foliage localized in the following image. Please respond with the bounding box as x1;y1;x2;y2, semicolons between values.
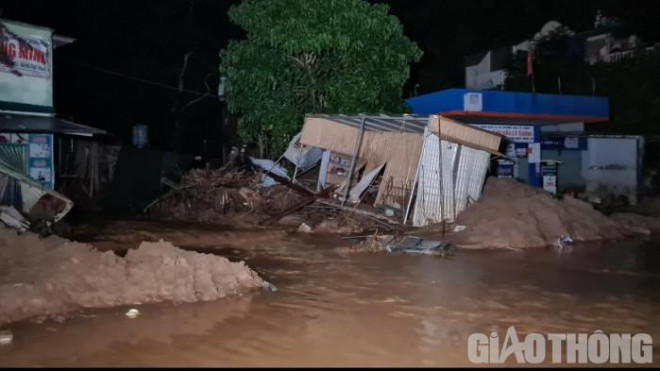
220;0;422;156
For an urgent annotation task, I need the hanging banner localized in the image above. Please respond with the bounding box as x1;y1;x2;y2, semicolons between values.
471;124;535;143
0;34;51;78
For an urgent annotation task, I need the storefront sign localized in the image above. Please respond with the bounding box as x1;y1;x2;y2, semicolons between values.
463;92;483;112
542;162;559;195
496;159;515;178
472;124;535;143
527;142;541;163
514;143;529;158
541;137;588;151
0;132;55;189
27;134;54;189
0;34;51;78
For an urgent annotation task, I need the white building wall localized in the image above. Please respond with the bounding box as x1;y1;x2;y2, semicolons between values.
465;51;507;90
581;136;642;203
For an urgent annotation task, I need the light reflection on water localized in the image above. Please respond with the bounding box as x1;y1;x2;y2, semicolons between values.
0;231;659;367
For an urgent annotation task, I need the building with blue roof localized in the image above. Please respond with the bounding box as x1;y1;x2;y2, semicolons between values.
405;89;643;202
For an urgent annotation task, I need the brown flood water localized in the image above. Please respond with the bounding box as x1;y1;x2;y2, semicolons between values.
0;222;659;367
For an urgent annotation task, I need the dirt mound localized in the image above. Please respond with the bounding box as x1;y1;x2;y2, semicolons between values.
610;213;660;236
0;226;267;325
452;178;626;249
633;196;660;216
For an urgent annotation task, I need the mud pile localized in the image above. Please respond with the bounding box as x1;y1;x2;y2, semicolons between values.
0;226;267;325
609;212;660;236
452;178;627;249
633;196;660;216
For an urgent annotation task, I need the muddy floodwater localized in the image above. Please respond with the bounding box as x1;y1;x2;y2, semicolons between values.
0;221;659;367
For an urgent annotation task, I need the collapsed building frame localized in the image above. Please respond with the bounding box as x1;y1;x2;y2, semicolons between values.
298;114;503;227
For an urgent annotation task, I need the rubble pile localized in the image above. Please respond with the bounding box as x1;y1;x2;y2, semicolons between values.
145;167;398;234
146;168;259;222
0;225;268;325
147;168;308;224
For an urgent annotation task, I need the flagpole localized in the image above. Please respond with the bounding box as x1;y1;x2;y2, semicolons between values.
527;46;536;94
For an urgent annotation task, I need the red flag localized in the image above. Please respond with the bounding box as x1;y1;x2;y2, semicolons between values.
526;48;534;77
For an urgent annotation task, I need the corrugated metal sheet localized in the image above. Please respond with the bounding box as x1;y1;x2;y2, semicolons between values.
412;130;492;227
453;145;475;218
0;144;28;173
440;140;459;221
413;130;442;226
413;130;461;226
0;156;73;222
468;150;490;204
305;114;429;134
0;114;106;136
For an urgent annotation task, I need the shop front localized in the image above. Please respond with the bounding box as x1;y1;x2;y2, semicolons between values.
406;89;615;197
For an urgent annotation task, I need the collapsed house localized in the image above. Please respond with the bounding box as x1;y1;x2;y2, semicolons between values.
144;114;502;232
0;156;73;232
298;114;503;227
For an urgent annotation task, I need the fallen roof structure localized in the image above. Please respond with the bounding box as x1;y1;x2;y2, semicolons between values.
0;114;107;137
0;156;73;230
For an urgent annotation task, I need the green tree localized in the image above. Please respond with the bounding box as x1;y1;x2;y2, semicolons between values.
220;0;422;156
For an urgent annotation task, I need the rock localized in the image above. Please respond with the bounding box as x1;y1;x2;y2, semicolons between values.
0;329;12;345
297;223;312;233
125;308;140;319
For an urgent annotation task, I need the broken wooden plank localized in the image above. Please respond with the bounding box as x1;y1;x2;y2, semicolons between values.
259;169;316;196
258;184;338;226
316;200;401;225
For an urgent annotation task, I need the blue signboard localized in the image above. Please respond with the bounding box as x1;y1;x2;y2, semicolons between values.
541;136;588;151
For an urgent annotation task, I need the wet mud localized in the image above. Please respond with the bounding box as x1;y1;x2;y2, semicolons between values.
0;221;659;366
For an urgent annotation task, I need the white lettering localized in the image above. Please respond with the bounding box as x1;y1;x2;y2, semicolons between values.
524;333;546;364
588;330;609;364
467;333;490;364
632;334;653;364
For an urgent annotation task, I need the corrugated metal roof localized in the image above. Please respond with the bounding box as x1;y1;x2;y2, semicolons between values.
306;114;429;134
0;114;106;136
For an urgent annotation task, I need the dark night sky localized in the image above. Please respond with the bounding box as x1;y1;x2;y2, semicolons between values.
2;0;659;154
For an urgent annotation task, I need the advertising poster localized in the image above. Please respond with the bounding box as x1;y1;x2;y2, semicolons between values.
27;133;54;189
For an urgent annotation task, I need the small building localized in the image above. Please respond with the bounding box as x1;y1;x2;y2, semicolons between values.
406;88;644;203
298;114;503;226
0;18;109;213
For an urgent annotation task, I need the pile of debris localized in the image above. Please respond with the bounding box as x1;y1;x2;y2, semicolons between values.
0;157;74;235
337;233;455;257
144;164;401;234
144;168;300;224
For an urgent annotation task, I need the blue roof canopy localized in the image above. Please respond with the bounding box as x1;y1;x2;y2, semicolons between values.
406;89;609;124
